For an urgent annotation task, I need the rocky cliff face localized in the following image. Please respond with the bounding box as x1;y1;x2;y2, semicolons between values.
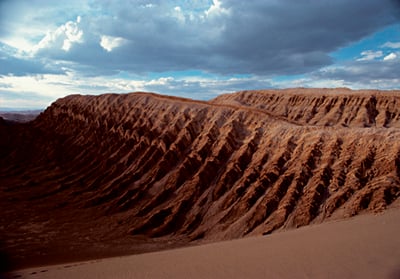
1;89;400;266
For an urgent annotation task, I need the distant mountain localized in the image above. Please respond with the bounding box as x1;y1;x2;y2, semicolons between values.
0;109;42;123
1;89;399;269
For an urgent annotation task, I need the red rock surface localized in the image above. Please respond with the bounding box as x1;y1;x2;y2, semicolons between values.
1;88;400;269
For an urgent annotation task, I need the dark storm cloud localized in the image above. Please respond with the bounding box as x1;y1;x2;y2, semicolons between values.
45;0;397;77
217;0;398;75
4;0;400;78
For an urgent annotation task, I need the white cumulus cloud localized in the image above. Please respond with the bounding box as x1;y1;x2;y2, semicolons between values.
100;35;127;52
383;52;397;61
205;0;229;17
32;16;83;53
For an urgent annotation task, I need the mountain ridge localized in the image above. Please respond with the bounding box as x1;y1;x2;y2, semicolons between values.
1;88;400;268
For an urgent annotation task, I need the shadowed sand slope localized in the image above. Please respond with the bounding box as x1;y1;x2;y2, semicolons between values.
10;209;400;279
0;88;400;269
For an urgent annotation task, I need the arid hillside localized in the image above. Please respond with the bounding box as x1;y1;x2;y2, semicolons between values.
212;88;400;128
1;88;400;268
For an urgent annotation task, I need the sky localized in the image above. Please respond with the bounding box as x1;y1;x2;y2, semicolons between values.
0;0;400;109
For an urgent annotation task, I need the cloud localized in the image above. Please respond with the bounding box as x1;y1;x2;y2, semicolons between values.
33;16;83;53
205;0;230;17
0;43;63;76
142;75;273;99
357;50;383;61
0;69;273;108
216;0;398;74
100;35;127;52
382;41;400;48
383;52;397;61
3;0;398;78
0;0;90;47
311;57;400;89
0;89;54;109
1;0;400;109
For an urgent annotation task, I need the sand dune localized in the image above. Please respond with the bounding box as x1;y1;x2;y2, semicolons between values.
9;208;400;279
0;88;399;270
